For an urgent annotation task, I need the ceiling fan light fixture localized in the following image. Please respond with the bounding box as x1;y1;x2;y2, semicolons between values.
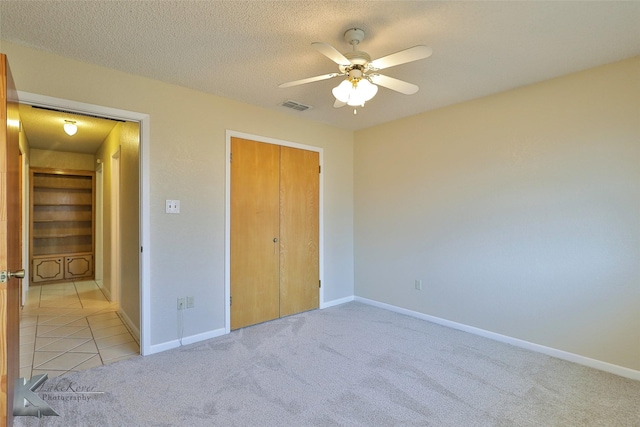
357;78;378;101
281;28;430;112
333;78;378;107
347;85;367;107
63;120;77;136
332;80;353;103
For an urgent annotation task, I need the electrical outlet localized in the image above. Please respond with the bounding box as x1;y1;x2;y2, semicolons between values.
186;296;194;309
177;297;185;310
415;280;422;290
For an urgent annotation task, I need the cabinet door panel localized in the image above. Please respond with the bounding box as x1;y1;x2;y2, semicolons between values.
32;258;64;283
65;255;93;279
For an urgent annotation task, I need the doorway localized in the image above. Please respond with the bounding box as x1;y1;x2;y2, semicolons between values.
16;91;151;375
225;131;325;332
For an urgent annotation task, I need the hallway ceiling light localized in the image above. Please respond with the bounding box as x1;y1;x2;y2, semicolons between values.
63;120;77;136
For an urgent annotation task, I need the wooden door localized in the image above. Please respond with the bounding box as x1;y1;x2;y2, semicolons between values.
230;138;280;330
0;53;21;427
230;138;319;329
279;147;319;316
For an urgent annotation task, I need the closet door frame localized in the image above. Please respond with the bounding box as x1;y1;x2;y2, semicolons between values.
224;130;324;334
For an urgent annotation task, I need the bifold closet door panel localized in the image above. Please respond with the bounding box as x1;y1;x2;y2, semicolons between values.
279;146;320;317
230;138;280;330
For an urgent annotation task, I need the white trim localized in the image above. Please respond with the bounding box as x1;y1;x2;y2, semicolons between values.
148;328;227;355
320;295;354;309
224;130;324;334
148;340;180;355
17;91;152;356
118;307;140;343
355;296;640;381
101;285;112;301
139;114;151;356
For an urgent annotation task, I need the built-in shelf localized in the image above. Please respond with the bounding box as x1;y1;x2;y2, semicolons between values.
30;168;95;284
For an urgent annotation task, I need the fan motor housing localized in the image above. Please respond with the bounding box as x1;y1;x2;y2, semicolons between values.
344;51;371;65
344;28;365;45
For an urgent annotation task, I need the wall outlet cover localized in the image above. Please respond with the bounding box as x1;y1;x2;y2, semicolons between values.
166;200;181;214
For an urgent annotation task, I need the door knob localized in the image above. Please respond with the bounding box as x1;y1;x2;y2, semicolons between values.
9;269;25;279
0;269;25;283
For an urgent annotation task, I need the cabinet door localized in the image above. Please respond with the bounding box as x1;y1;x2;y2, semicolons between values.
32;257;64;283
65;254;93;279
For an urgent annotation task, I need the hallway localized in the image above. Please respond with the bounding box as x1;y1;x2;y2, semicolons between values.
20;280;139;379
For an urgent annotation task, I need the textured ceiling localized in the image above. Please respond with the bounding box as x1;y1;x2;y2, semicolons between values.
1;1;639;135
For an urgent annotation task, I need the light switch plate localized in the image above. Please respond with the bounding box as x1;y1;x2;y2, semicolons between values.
166;200;180;214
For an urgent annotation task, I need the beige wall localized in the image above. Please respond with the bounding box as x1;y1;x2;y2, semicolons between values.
118;122;140;331
95;122;140;333
354;57;640;370
1;40;355;347
29;148;94;170
18;121;30;297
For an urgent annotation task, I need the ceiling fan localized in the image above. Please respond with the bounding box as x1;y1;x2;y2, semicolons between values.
279;28;432;111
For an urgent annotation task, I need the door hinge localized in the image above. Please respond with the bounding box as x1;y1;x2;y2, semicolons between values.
319;165;321;173
230;296;232;306
230;152;232;163
140;246;143;253
319;279;321;288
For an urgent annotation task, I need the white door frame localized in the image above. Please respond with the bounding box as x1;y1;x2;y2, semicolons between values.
18;91;152;356
225;130;324;334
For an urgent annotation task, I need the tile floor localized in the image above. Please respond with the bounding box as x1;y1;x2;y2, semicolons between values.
20;280;139;379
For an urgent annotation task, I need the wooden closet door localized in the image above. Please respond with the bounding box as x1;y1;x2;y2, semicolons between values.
230;138;280;330
279;146;319;316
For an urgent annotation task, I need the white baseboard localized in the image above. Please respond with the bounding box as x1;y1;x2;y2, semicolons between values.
321;295;354;309
148;339;180;355
148;328;227;355
355;296;640;381
180;328;226;346
118;309;140;343
100;285;112;302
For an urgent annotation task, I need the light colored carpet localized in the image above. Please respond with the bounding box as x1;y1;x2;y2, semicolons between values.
15;302;640;426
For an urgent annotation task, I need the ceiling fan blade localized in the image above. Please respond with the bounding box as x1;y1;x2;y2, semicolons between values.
369;45;433;70
333;99;346;108
279;73;341;88
312;42;351;65
370;74;419;95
